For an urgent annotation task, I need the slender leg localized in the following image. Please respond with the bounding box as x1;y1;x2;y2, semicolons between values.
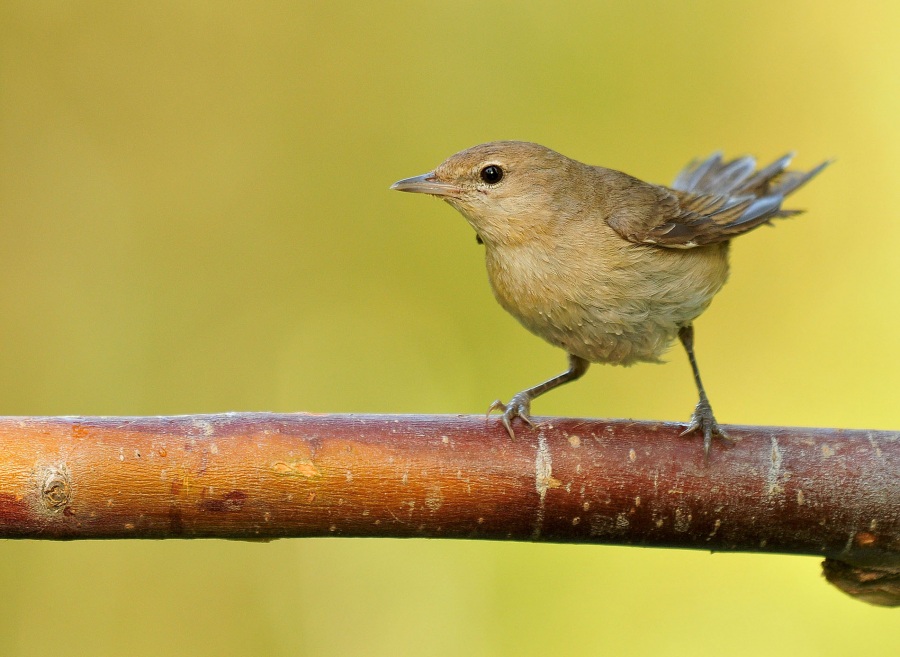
678;324;728;456
489;353;589;438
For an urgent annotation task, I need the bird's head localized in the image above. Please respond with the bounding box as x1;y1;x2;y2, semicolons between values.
391;141;584;247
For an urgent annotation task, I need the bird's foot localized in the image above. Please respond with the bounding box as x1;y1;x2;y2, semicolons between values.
680;398;730;457
487;392;535;439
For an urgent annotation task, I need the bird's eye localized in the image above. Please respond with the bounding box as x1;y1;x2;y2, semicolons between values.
479;165;504;185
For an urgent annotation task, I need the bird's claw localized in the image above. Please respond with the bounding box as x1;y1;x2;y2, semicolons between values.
487;392;535;438
680;398;730;457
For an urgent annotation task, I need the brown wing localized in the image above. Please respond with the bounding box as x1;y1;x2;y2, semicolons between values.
607;153;830;249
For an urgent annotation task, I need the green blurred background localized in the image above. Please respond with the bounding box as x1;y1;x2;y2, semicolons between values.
1;1;898;655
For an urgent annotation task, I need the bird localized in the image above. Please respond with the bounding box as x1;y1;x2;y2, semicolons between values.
391;141;828;455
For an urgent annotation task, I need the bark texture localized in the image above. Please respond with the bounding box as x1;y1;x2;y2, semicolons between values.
0;413;897;604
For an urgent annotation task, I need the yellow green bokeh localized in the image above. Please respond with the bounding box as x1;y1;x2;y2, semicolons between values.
1;1;899;655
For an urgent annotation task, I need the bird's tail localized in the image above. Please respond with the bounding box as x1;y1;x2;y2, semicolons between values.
672;152;831;211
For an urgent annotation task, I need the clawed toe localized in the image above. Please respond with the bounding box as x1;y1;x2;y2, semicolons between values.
488;393;534;438
680;399;729;457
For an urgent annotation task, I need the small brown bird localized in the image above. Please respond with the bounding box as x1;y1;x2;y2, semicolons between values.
391;142;828;454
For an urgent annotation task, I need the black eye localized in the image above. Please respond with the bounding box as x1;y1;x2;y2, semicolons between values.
480;165;503;184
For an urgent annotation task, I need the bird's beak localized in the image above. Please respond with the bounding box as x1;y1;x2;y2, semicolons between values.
390;172;461;197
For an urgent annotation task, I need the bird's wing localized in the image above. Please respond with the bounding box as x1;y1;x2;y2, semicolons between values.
606;153;829;249
606;185;792;249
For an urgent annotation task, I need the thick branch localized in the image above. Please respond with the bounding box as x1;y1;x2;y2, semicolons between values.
1;414;898;604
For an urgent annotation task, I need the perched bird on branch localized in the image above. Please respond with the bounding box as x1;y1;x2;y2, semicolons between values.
392;142;828;454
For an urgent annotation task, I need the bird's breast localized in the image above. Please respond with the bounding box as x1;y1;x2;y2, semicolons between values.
484;241;729;365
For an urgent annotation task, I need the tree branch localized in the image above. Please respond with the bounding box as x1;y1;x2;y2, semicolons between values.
1;413;897;605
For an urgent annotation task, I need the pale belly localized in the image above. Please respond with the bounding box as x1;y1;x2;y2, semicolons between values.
486;242;730;366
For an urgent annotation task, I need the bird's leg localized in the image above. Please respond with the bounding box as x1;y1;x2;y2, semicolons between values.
489;354;589;438
678;324;729;456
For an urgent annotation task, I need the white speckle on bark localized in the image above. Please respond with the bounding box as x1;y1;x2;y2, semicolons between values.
767;435;784;498
533;430;553;540
425;485;443;513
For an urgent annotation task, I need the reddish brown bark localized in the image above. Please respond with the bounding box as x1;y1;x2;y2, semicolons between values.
0;414;897;604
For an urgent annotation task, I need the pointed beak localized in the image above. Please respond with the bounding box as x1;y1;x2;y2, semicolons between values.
390;172;461;197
